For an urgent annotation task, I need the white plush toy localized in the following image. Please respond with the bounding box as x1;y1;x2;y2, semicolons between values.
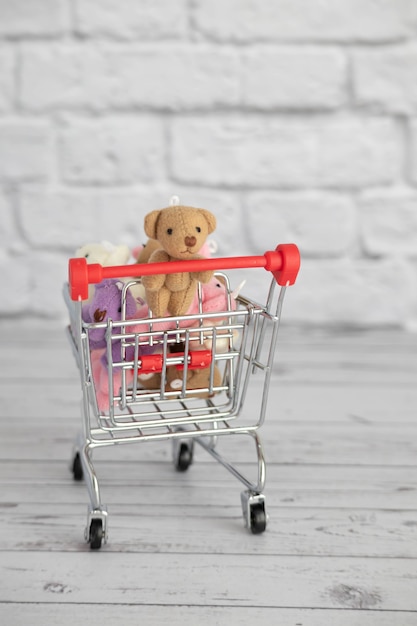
75;241;144;302
75;241;132;266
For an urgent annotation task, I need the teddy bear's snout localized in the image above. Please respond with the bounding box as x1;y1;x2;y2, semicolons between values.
185;236;197;248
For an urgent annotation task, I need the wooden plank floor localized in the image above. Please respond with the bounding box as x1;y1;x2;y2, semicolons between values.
0;321;416;625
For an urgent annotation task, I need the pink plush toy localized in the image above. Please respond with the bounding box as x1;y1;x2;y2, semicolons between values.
133;274;241;338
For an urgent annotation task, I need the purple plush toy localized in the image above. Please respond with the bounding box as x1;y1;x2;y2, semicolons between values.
82;279;138;364
82;279;140;411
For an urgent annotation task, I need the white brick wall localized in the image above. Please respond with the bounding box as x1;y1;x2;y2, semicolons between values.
1;0;417;329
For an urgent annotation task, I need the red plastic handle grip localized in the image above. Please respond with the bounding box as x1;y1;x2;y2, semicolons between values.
137;354;163;375
175;349;212;371
68;244;300;300
137;350;212;375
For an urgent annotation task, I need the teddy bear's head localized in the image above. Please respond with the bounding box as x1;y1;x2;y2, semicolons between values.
76;241;131;266
144;205;216;260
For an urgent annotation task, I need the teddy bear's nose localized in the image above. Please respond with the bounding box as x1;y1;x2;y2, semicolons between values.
185;236;197;247
94;308;107;322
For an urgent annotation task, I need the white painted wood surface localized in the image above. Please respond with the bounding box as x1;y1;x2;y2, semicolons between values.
0;322;416;624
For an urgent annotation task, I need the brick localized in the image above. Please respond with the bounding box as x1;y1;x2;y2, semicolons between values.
193;0;413;43
170;116;402;189
104;46;240;110
0;251;31;314
353;46;417;114
0;121;51;182
359;191;417;256
74;0;188;40
59;117;165;184
19;45;110;112
0;0;69;38
19;187;163;252
19;187;140;251
278;257;414;327
0;48;14;112
242;47;346;110
19;44;240;112
244;192;356;256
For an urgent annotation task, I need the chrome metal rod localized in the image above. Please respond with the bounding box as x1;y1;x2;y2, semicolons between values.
196;430;266;494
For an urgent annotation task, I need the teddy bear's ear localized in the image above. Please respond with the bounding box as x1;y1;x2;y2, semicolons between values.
200;209;216;234
144;210;162;239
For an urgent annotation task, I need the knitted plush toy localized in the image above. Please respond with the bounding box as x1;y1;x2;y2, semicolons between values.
166;361;223;399
133;238;215;265
133;274;240;334
76;241;135;301
136;275;244;395
141;205;217;318
82;279;139;411
76;241;132;266
82;279;137;355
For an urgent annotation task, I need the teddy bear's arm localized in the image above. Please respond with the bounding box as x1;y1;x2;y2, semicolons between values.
183;254;213;285
192;269;214;284
141;249;170;290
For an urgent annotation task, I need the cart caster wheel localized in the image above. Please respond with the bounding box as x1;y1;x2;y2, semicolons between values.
241;491;267;534
89;519;103;550
250;503;267;534
175;441;194;472
72;452;83;481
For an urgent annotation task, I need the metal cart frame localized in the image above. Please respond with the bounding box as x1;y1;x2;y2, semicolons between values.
64;244;300;549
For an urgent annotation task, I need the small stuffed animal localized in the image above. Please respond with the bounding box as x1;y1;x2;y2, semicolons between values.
137;344;223;399
131;274;242;348
76;241;132;266
133;238;215;265
76;241;135;301
187;275;242;320
82;279;137;357
141;205;217;318
82;279;141;411
165;353;223;399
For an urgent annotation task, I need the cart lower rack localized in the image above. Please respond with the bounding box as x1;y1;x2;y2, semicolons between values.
65;244;300;549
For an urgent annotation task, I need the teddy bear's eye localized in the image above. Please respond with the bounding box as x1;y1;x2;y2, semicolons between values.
196;227;201;233
167;228;173;235
84;253;89;258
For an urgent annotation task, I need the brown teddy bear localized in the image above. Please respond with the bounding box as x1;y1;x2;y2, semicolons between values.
137;356;222;399
166;360;222;399
141;205;217;318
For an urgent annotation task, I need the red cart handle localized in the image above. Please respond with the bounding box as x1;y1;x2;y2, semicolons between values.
68;243;300;301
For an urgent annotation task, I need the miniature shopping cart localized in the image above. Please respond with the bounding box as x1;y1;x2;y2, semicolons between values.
64;244;300;549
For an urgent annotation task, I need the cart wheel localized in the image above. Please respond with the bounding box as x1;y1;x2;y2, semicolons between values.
72;452;83;481
175;441;194;472
250;503;267;534
89;519;103;550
